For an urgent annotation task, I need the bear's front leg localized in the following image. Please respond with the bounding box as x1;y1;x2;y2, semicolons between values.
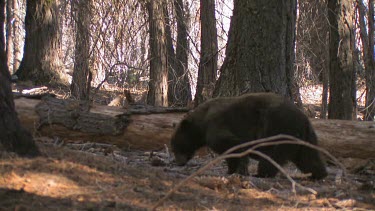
226;157;249;175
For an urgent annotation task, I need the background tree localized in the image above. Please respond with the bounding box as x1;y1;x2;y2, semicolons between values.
0;0;39;156
81;0;149;90
327;0;356;120
15;0;65;85
147;0;169;106
4;0;372;120
70;0;92;101
12;0;21;72
358;0;375;121
169;0;191;106
6;0;13;71
365;0;375;121
295;0;330;117
194;0;218;106
165;2;178;105
213;0;297;99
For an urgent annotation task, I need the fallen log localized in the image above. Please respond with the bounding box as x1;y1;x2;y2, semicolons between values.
312;119;375;159
15;97;186;151
14;97;375;159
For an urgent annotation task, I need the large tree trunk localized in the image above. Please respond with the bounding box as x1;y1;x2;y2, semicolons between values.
194;0;217;106
213;0;297;99
70;0;92;101
13;97;375;159
147;0;169;107
327;0;356;120
15;0;64;85
0;0;40;156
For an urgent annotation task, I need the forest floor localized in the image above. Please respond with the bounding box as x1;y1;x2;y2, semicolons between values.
0;140;374;210
0;84;374;210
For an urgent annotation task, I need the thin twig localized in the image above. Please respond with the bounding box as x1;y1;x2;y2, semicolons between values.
223;134;347;177
151;149;312;210
221;150;317;194
151;134;347;210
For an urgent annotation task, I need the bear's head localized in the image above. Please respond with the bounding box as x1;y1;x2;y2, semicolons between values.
171;118;205;166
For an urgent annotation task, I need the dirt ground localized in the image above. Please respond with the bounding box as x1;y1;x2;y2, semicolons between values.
0;137;374;211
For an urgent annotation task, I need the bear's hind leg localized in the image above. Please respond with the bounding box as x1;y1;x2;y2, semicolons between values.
256;158;280;178
226;157;249;175
294;148;327;180
255;147;290;178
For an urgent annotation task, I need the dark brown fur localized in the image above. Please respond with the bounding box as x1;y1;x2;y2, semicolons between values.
171;93;327;180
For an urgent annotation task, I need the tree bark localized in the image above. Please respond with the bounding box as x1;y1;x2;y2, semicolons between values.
12;0;20;71
321;60;329;119
0;0;40;156
147;0;169;107
164;3;177;106
360;0;375;121
367;0;375;121
14;97;375;159
327;0;356;120
213;0;297;99
70;0;92;101
285;0;299;104
194;0;217;106
320;8;330;119
6;0;13;72
15;0;64;85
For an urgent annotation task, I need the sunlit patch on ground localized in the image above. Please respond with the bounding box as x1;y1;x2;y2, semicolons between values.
0;171;88;198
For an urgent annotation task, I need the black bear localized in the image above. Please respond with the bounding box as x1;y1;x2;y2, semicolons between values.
170;93;327;180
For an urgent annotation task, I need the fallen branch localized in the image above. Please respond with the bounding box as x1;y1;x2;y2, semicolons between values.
66;142;115;151
152;151;311;210
152;135;344;210
223;134;347;177
13;86;55;99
